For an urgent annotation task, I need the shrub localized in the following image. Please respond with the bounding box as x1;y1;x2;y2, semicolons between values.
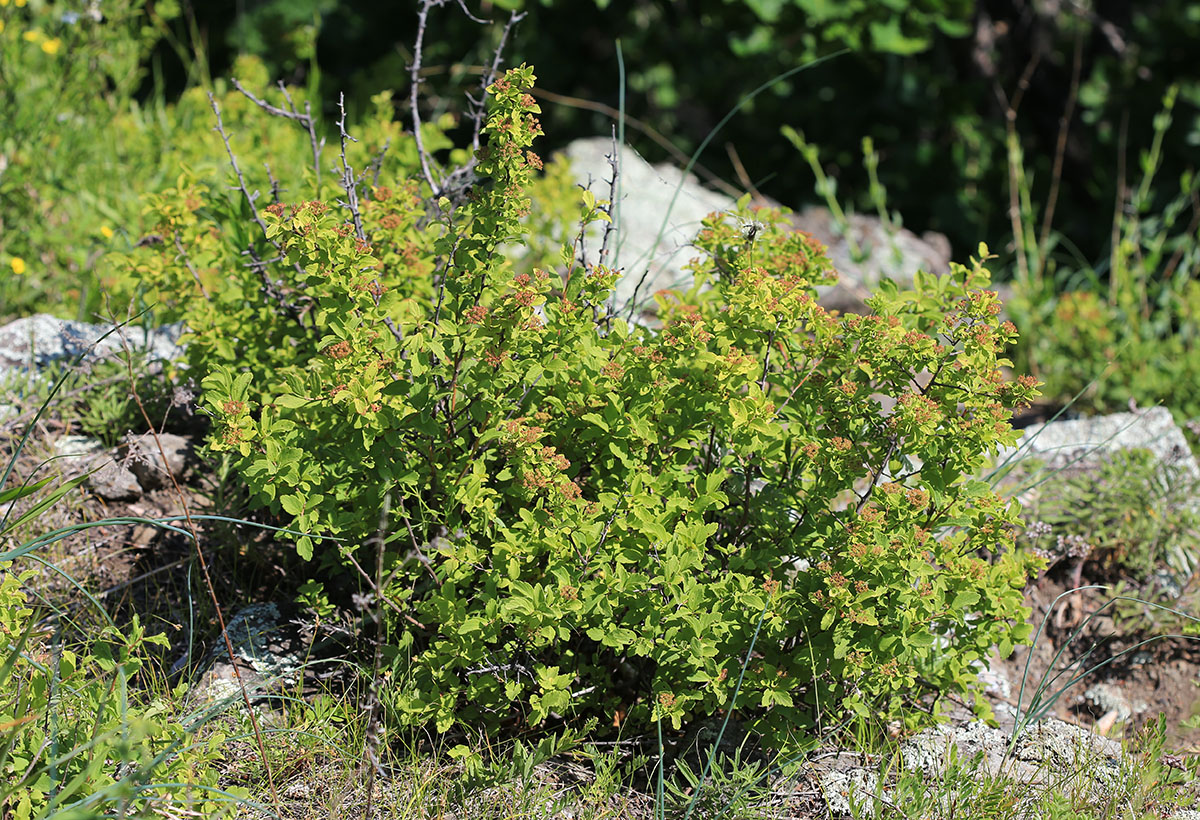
120;64;1040;745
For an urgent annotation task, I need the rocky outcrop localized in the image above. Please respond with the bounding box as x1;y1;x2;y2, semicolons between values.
0;314;184;384
560;137;952;318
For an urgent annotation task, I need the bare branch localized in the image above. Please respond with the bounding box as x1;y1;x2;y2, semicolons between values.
208;93;309;326
233;78;324;188
410;0;446;193
172;232;210;301
336;92;366;241
470;9;526;155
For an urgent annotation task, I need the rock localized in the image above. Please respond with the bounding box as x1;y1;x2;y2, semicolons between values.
558;137;952;318
997;406;1200;580
118;432;192;490
0;314;185;385
86;461;143;501
54;434;105;462
1078;682;1149;732
817;764;879;816
1000;406;1198;481
901;717;1123;800
560;138;731;317
791;206;951;314
188;603;308;709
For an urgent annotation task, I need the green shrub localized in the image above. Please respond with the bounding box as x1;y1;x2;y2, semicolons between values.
121;64;1040;745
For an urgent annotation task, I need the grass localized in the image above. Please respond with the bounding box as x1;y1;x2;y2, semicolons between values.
3;7;1200;818
2;333;1199;820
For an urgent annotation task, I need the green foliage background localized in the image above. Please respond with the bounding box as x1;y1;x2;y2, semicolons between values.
156;0;1200;266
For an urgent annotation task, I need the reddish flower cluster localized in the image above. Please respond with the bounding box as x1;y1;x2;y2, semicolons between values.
601;361;625;380
906;488;929;508
222;400;245;415
464;305;488;325
325;340;352;360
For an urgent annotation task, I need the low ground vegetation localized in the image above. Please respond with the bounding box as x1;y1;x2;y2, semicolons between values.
2;4;1200;819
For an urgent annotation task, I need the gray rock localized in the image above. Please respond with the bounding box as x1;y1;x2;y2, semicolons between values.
0;314;184;385
901;717;1123;799
86;461;143;501
997;407;1200;580
1079;682;1148;724
817;765;880;816
188;603;307;709
560;138;730;316
118;432;192;490
557;137;952;318
54;434;105;461
999;407;1198;481
792;206;951;314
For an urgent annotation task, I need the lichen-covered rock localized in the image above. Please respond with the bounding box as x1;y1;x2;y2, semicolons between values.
900;717;1123;800
188;603;308;709
817;765;879;816
0;314;184;385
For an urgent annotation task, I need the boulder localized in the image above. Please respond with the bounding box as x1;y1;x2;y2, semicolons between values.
0;314;184;386
558;137;952;318
996;406;1200;581
118;431;193;490
187;602;309;710
999;406;1199;482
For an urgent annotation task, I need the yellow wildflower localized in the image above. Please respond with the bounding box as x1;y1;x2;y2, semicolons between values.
16;0;27;6
41;37;60;55
22;30;41;43
0;0;8;7
10;257;27;275
100;226;114;239
0;20;5;34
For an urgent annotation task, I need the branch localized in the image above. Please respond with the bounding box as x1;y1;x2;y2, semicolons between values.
410;0;446;193
232;78;324;188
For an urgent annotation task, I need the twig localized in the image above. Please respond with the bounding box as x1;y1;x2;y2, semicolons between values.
410;0;446;193
470;9;525;154
367;138;392;190
208;93;309;325
172;232;210;301
233;78;324;188
264;162;281;204
336;92;366;241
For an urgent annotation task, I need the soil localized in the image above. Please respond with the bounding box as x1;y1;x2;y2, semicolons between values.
996;562;1200;751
